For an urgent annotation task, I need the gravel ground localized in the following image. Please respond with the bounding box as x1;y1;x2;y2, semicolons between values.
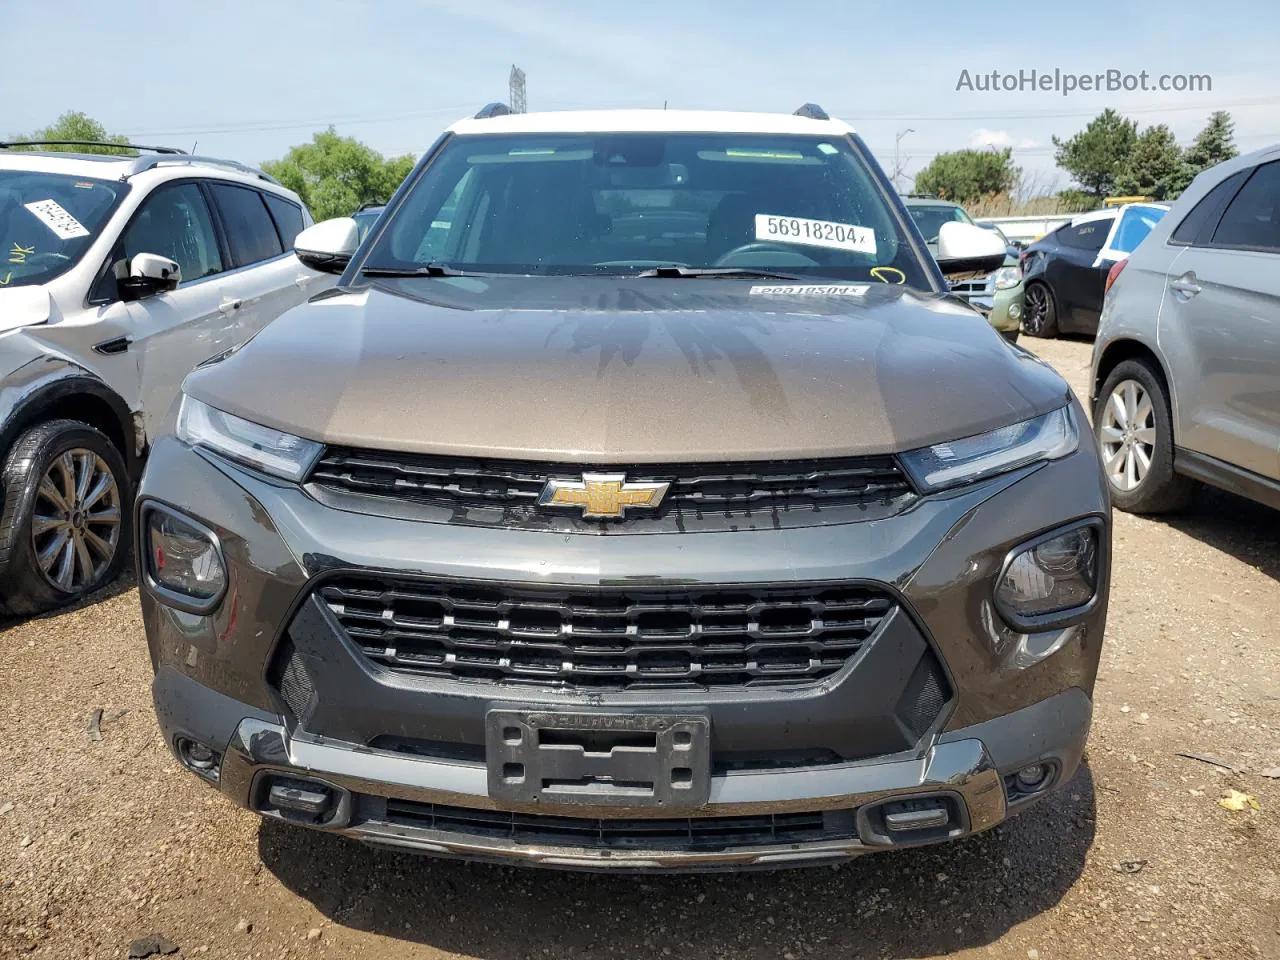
2;336;1278;960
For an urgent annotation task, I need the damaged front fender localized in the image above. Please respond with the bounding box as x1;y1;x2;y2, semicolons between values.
0;347;141;475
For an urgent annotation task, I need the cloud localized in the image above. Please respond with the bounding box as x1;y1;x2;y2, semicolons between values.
968;128;1012;148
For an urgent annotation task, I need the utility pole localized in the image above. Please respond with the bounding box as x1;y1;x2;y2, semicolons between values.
894;128;914;191
509;65;527;114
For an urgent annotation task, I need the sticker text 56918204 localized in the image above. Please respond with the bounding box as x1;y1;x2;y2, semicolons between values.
755;214;877;256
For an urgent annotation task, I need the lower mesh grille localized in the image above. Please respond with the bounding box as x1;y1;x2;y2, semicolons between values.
272;641;316;721
317;576;898;690
379;799;857;851
894;649;951;738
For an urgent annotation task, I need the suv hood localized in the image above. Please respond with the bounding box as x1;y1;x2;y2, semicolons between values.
0;287;53;334
183;277;1069;461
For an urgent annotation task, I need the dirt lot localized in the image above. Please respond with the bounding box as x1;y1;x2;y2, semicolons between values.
2;336;1278;960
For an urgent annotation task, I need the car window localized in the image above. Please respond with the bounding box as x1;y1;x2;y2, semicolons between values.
1060;219;1110;253
0;171;126;288
120;182;223;283
363;132;935;289
905;204;972;243
1170;170;1249;245
208;182;284;266
1110;207;1166;254
263;193;305;250
1210;161;1280;251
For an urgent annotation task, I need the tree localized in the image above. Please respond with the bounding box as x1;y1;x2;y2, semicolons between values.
1055;189;1095;213
10;111;131;154
913;148;1019;204
262;128;415;221
1115;124;1183;200
1052;109;1137;200
1173;111;1239;194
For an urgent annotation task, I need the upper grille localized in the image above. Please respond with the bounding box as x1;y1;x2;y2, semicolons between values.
307;449;915;532
319;576;896;690
377;798;857;851
948;275;992;297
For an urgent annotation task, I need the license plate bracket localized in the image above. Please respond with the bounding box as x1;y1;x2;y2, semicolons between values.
485;711;711;808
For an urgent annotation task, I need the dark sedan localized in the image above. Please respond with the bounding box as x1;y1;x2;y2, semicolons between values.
1019;203;1167;338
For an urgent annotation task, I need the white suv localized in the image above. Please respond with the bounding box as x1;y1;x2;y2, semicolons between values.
0;142;332;615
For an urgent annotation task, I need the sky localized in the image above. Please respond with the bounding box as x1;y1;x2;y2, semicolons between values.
4;0;1278;194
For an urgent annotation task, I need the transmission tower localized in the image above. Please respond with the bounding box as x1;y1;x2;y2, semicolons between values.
509;65;527;114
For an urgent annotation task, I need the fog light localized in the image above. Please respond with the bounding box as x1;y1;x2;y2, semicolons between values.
145;507;226;605
1008;302;1022;320
1015;763;1050;790
176;737;221;780
997;524;1097;621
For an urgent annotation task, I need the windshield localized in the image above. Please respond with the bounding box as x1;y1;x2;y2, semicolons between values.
363;132;933;288
906;203;973;244
0;170;124;287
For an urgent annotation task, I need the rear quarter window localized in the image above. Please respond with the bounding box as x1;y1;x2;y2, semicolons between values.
1170;170;1248;245
263;193;305;249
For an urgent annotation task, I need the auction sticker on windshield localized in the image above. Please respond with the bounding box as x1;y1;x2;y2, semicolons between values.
24;199;90;240
749;284;869;296
755;214;876;255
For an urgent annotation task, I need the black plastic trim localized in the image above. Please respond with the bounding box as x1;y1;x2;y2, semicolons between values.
1175;447;1280;511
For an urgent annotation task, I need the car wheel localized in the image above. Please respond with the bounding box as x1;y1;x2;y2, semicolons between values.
0;420;133;617
1094;360;1193;514
1021;282;1059;338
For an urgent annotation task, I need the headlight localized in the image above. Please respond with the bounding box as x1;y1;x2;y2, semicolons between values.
996;523;1099;622
992;265;1022;290
177;396;322;481
899;405;1078;491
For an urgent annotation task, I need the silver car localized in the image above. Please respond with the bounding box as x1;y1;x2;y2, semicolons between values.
1092;145;1280;513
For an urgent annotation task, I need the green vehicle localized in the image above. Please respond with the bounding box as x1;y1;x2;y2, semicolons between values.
903;195;1024;342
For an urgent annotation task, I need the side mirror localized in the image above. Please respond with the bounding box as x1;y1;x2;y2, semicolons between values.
119;253;181;301
295;217;359;274
936;222;1008;278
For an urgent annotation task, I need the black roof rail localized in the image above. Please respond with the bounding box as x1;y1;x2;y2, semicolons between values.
0;139;186;155
127;154;280;185
474;102;512;119
793;103;829;121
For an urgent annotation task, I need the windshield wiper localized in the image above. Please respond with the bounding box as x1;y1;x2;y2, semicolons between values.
632;265;815;281
361;263;469;278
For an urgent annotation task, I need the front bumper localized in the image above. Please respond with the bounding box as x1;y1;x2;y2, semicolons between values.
139;408;1109;870
157;665;1090;871
960;282;1025;335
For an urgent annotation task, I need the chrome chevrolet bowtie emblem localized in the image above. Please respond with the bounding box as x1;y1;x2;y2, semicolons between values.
538;473;670;519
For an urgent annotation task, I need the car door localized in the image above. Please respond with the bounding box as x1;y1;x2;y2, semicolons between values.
204;182;293;347
262;190;331;302
1160;161;1280;480
1051;217;1113;332
90;180;232;440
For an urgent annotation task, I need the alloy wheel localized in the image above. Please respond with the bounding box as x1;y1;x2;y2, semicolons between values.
1024;284;1048;332
1099;379;1156;492
31;449;122;593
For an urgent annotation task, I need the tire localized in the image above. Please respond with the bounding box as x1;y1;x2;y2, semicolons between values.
1093;359;1194;514
1021;281;1059;338
0;420;133;617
